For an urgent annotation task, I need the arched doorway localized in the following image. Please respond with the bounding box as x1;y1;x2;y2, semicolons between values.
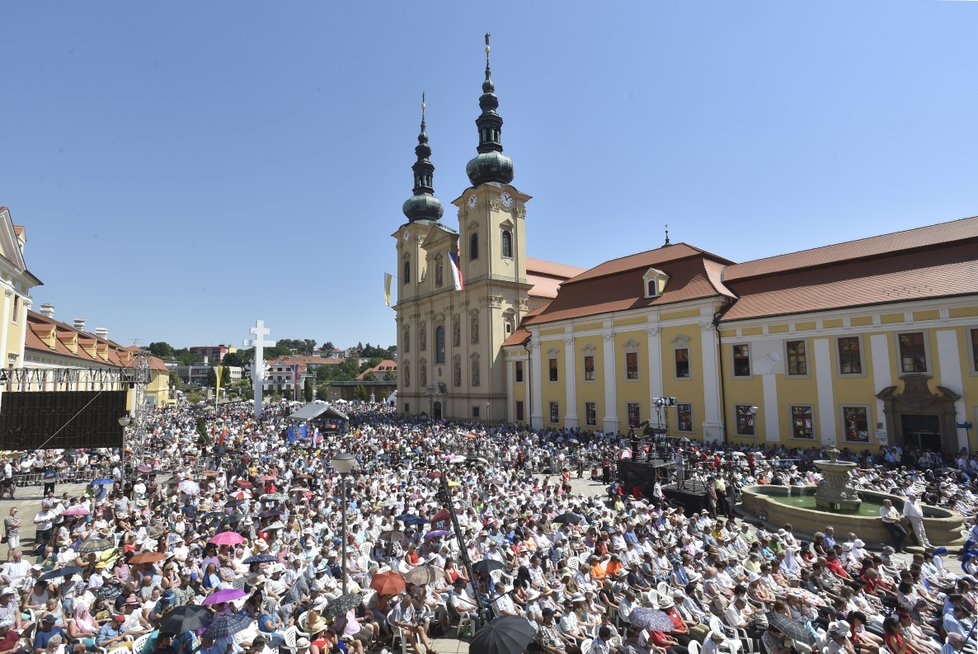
877;374;961;453
432;401;442;420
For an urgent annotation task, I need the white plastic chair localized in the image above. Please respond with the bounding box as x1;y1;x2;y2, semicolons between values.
582;638;594;654
710;616;746;654
657;581;670;597
131;634;151;654
688;639;702;654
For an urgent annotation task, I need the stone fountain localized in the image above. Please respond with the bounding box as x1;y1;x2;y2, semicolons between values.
814;447;861;511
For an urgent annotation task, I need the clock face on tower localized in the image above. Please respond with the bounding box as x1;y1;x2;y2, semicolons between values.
500;191;513;208
467;194;478;209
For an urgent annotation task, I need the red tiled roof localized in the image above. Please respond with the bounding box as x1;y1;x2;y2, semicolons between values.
525;250;734;326
565;244;735;286
724;214;978;282
721;240;978;321
526;257;585;279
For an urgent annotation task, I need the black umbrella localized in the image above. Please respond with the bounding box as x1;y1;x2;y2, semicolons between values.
160;605;214;633
554;512;582;525
242;554;278;565
766;612;816;647
470;616;535;654
472;559;504;576
259;509;284;519
39;566;82;582
378;530;404;543
320;593;364;619
204;613;252;639
75;539;113;554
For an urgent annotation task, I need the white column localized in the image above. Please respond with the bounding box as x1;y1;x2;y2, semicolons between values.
647;326;663;407
507;359;515;423
602;330;619;433
530;338;543;429
563;335;578;427
936;329;969;451
18;297;29;365
762;373;780;441
813;337;836;445
700;321;723;444
0;291;9;413
524;358;530;424
870;334;892;444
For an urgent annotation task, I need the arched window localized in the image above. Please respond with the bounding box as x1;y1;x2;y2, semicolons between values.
403;260;411;284
501;230;513;258
470;233;479;260
435;325;446;364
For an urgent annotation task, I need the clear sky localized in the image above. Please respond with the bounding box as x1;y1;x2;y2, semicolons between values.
2;1;976;350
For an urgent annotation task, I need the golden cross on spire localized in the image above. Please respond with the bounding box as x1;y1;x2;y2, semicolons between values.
485;32;491;64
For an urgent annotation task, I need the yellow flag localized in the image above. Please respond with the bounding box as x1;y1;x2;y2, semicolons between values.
215;365;224;401
384;273;393;307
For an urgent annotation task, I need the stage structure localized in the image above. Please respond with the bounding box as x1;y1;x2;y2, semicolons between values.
0;352;151;451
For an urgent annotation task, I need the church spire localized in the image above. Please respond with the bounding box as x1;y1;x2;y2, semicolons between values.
663;224;671;246
466;33;514;187
402;93;444;223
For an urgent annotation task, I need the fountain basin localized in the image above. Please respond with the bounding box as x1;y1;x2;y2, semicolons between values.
741;485;965;547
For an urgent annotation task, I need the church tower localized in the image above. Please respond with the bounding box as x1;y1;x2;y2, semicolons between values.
393;98;446;415
450;33;531;422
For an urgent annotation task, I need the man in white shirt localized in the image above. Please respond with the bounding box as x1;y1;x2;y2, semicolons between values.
0;551;30;586
903;494;931;548
880;499;908;552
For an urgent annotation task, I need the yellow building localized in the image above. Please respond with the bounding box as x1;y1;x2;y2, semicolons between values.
390;40;978;452
0;207;43;375
500;217;978;453
23;308;172;409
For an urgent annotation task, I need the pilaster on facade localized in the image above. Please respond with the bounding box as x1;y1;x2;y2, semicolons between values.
602;330;619;433
699;319;724;443
530;337;543;429
563;334;578;428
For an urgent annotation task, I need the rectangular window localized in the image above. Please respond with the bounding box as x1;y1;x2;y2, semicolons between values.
675;348;690;378
790;405;815;440
677;403;693;432
732;344;751;377
549;358;559;382
842;406;870;443
11;297;19;323
625;351;639;380
970;328;978;372
627;402;641;427
898;332;928;373
472;406;480;418
735;404;756;436
786;340;808;376
585;402;597;426
515;401;524;422
838;336;863;375
549;401;559;424
515;361;524;383
583;355;596;381
404;403;410;413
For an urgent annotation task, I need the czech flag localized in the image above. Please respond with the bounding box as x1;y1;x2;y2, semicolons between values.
448;250;464;291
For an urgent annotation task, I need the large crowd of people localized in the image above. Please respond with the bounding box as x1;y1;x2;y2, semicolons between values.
0;400;977;654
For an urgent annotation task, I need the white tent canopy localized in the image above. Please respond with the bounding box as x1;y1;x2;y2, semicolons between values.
288;400;349;423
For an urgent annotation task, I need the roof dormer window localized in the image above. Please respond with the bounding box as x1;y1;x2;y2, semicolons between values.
642;267;670;299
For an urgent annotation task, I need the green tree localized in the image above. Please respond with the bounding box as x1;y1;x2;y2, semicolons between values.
207;367;218;388
322;341;335;352
304;378;314;402
355;385;369;401
222;351;245;368
149;342;175;358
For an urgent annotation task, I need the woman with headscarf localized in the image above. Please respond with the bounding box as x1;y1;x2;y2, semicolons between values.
66;602;99;650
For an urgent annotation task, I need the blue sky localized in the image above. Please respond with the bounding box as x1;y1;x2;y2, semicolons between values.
2;1;976;349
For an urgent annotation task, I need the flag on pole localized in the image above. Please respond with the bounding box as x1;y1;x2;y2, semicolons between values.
215;366;224;402
448;250;464;291
384;273;393;306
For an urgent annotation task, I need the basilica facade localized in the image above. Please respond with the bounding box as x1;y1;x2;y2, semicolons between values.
392;40;978;453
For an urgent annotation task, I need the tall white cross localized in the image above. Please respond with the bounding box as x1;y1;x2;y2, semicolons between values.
244;319;276;419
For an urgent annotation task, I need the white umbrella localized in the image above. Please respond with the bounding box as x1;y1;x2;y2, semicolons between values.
179;480;201;495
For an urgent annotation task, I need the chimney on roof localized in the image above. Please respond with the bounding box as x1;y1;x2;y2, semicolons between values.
73;319;86;332
95;327;108;340
39;303;55;319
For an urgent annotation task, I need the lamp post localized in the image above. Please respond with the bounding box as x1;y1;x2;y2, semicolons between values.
331;452;357;595
118;415;131;477
749;405;759;448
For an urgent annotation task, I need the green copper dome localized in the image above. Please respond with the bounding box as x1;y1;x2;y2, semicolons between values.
466;150;513;187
